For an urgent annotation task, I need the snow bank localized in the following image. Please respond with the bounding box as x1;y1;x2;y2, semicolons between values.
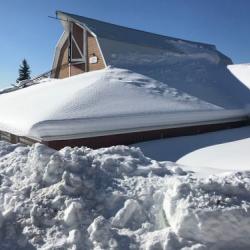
177;137;250;173
0;141;183;249
135;126;250;176
0;67;248;141
0;141;250;249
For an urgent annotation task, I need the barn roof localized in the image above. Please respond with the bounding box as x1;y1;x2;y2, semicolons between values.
56;11;216;51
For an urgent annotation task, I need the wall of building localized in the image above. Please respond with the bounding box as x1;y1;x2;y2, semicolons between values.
88;34;106;71
1;120;249;149
46;120;249;149
53;40;69;79
53;24;105;79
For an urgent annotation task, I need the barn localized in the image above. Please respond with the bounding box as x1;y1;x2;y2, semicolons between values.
52;11;231;79
0;11;249;149
51;11;250;109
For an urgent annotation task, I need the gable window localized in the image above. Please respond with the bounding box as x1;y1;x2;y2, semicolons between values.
68;22;87;64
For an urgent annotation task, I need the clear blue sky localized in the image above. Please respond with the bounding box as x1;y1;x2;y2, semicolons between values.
1;0;250;87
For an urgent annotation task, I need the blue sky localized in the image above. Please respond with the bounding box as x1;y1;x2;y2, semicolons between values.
1;0;250;87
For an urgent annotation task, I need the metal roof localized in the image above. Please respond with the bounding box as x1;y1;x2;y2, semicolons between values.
56;11;216;51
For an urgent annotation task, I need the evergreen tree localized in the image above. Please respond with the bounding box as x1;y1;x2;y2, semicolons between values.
17;59;31;82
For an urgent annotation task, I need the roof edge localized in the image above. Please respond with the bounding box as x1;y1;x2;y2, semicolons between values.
56;10;216;49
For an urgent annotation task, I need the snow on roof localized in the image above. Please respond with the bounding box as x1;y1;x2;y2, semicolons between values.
228;64;250;89
1;67;246;141
57;11;216;52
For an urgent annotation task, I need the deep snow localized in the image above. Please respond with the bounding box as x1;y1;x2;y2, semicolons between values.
58;11;250;110
0;141;250;249
135;126;250;176
100;40;250;109
177;137;250;173
0;67;221;141
0;67;249;141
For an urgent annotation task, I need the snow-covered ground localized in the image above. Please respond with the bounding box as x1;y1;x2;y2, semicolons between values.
178;137;250;173
135;126;250;176
0;139;250;249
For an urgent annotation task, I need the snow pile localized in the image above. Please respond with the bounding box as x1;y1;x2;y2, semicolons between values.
0;141;184;249
0;67;248;141
0;141;250;249
164;173;250;249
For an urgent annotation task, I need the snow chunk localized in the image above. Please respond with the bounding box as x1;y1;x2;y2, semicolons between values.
164;173;250;249
88;216;119;249
112;199;146;229
67;229;81;245
63;201;84;227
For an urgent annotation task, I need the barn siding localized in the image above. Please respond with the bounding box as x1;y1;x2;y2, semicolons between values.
70;64;85;76
88;33;105;72
69;23;86;77
46;119;250;150
0;119;249;149
54;40;69;79
72;23;84;59
54;40;86;79
54;26;105;79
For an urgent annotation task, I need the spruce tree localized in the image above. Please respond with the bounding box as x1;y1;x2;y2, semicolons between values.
17;59;31;82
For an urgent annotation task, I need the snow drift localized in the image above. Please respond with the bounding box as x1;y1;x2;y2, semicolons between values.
177;137;250;172
0;141;250;249
101;37;250;109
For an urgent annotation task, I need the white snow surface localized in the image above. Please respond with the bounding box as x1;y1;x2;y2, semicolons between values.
177;137;250;173
0;141;250;249
228;64;250;89
135;126;250;177
0;67;248;140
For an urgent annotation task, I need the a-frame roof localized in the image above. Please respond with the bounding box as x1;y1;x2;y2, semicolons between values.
56;11;216;51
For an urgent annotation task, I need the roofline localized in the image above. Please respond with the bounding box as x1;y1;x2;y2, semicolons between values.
51;31;67;73
37;108;247;141
56;10;216;49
